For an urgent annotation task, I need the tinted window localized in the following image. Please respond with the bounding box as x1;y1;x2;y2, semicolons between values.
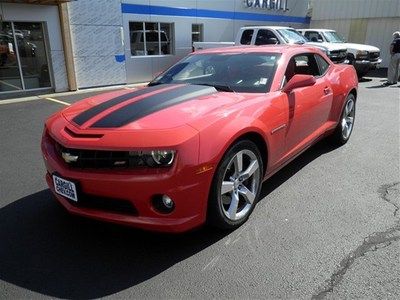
255;30;279;45
240;29;254;45
315;54;330;75
284;53;321;83
150;53;280;93
304;31;323;42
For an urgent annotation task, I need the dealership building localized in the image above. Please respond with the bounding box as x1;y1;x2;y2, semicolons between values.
0;0;310;97
0;0;398;98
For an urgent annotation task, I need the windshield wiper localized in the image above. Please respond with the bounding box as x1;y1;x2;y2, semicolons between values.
148;81;164;86
196;83;234;92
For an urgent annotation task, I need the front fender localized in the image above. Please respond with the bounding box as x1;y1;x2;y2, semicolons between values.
197;116;270;170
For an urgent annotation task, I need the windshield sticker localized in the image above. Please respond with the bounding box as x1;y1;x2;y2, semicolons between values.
260;78;268;85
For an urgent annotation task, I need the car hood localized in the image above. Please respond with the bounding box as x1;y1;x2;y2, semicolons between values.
306;42;347;51
62;84;254;131
334;43;380;52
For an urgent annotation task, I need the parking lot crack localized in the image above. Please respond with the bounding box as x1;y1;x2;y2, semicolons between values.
378;182;400;218
312;182;400;299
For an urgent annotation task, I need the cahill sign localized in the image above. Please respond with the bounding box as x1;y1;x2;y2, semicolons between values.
244;0;289;11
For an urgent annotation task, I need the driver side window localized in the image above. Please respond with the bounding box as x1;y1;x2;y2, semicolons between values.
283;54;321;85
304;31;323;42
255;30;279;45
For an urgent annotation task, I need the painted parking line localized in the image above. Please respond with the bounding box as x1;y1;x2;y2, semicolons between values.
40;97;71;106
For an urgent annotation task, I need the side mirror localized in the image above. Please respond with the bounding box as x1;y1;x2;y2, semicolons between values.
267;37;279;45
283;74;316;93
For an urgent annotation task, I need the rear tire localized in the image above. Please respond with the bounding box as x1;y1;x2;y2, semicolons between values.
329;93;356;146
208;140;263;230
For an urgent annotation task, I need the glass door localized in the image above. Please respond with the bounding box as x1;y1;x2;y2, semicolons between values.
14;22;51;89
0;22;23;92
0;21;51;93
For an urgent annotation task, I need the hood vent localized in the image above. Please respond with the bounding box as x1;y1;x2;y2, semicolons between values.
64;127;103;139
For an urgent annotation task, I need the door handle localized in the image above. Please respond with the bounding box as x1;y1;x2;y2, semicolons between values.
323;87;331;95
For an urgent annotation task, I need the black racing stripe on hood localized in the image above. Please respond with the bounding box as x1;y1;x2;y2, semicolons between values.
91;85;217;128
72;84;169;126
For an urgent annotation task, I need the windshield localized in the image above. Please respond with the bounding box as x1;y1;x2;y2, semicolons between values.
277;29;307;44
149;53;280;93
323;31;345;43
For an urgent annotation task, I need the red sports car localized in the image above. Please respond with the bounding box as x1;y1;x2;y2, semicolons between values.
42;45;358;233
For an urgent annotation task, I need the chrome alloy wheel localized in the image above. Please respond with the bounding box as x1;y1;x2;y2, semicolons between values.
341;98;355;140
219;149;261;221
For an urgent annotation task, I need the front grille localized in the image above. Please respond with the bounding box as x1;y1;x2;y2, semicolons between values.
55;142;133;169
329;50;347;63
369;51;380;62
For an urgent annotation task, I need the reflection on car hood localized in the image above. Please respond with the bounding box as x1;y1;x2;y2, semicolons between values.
334;43;380;52
306;42;347;51
62;84;260;131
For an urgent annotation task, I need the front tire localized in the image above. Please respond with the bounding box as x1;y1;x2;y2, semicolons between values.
330;93;356;145
208;140;263;230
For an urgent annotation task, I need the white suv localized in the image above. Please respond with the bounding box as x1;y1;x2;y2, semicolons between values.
298;29;382;77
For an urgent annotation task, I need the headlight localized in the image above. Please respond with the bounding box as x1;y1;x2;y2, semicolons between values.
356;50;368;58
151;150;175;166
128;150;176;167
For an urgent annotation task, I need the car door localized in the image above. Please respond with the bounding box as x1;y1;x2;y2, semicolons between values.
282;53;333;155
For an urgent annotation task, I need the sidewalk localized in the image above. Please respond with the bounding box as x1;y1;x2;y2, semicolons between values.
0;82;148;105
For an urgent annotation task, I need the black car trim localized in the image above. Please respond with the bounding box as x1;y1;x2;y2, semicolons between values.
72;84;170;126
91;84;217;128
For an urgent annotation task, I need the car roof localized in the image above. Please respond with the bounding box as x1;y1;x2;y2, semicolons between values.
192;44;322;55
241;26;292;30
298;29;335;32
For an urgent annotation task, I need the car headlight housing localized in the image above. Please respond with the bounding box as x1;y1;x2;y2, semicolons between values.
356;50;368;59
129;150;176;167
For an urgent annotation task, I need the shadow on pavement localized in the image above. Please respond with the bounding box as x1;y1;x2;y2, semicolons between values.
366;84;387;89
259;139;339;199
0;140;339;299
0;191;227;298
358;78;372;83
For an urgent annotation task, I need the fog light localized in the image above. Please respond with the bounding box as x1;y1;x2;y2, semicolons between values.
162;195;174;209
152;194;175;214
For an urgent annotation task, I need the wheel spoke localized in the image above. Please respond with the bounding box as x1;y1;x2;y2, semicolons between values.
346;100;354;116
341;118;347;130
227;191;240;220
233;151;243;175
221;181;234;195
343;124;349;138
239;185;255;204
346;116;354;124
241;160;259;180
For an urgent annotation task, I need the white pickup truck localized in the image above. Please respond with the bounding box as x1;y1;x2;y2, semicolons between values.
298;29;382;77
193;26;348;64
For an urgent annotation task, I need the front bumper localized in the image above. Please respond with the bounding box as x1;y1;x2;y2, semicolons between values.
41;131;214;233
354;58;382;69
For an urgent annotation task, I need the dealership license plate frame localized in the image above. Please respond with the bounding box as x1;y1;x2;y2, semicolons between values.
52;174;78;202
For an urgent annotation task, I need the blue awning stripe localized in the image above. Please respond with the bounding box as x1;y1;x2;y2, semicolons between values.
121;3;310;24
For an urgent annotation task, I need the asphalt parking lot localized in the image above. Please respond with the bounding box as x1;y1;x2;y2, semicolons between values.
0;72;399;299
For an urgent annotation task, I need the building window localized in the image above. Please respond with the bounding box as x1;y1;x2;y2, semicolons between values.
129;22;174;56
192;24;203;43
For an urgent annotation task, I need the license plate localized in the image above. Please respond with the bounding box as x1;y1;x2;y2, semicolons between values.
52;174;78;202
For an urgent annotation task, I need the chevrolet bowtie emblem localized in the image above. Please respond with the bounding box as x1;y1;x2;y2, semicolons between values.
62;152;79;163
